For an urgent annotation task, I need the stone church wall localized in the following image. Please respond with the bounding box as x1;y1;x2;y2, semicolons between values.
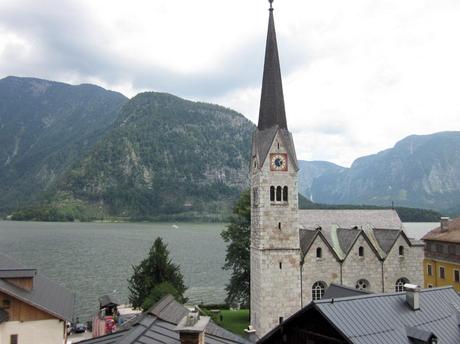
301;235;341;305
341;235;382;292
383;235;424;292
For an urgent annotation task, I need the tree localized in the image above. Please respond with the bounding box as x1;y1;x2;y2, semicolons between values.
221;189;250;307
128;237;186;310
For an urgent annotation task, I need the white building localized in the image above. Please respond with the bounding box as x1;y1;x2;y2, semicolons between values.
0;253;74;344
250;2;424;339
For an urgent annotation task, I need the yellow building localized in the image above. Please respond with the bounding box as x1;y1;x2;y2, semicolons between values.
422;217;460;291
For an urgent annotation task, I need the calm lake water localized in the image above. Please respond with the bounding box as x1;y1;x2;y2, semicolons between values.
0;221;437;321
0;221;229;321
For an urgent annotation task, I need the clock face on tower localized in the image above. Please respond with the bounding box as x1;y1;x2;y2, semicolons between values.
270;153;288;171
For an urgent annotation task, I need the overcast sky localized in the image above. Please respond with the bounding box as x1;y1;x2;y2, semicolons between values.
1;0;459;167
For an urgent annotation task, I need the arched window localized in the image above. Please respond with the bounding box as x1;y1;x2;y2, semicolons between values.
399;245;404;256
276;186;282;202
395;278;409;292
270;186;275;202
316;247;322;258
355;279;369;291
358;246;364;257
278;222;281;230
283;186;288;202
312;281;327;301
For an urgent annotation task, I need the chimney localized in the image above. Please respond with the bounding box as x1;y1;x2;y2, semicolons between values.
440;217;450;232
404;284;420;310
175;312;210;344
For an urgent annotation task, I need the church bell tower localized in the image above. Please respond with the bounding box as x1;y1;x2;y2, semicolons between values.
250;0;301;338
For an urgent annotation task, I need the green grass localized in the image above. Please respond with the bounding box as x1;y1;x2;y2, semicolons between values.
211;309;249;336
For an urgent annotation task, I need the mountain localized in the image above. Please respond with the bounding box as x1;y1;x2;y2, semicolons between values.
0;76;128;213
298;160;346;200
310;132;460;213
50;92;254;221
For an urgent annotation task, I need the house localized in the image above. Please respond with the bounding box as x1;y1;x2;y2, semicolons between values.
249;1;424;338
0;253;74;344
258;285;460;344
423;217;460;291
79;294;249;344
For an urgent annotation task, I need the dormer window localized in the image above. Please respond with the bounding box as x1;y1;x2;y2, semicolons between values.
399;245;404;256
358;246;364;257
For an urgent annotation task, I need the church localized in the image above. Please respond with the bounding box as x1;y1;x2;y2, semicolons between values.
249;1;424;338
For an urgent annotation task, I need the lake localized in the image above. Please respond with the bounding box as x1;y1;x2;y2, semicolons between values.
0;221;436;321
0;221;229;321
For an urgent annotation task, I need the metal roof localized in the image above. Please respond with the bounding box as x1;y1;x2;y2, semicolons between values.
258;7;287;131
322;283;370;300
0;253;74;321
0;269;37;278
259;287;460;344
80;295;250;344
316;287;460;344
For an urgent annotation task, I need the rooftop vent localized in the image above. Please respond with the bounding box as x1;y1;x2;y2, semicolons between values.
440;217;450;233
174;312;210;344
404;284;421;311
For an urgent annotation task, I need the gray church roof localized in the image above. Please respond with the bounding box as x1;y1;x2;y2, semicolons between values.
258;7;286;131
299;209;403;230
298;210;421;261
80;295;250;344
0;253;74;321
322;283;370;299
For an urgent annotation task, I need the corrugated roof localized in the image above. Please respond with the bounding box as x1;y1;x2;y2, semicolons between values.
81;295;250;344
0;253;74;321
316;287;460;344
322;283;370;300
422;217;460;243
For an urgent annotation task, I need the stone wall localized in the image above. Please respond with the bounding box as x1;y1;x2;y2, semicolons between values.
301;234;341;305
341;235;382;292
383;235;424;292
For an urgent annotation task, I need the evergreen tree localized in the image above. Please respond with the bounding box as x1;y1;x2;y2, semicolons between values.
128;237;186;310
221;189;250;306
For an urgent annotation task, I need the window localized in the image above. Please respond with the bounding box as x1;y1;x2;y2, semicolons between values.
395;278;409;292
2;298;11;309
426;242;431;252
278;222;281;230
279;317;283;324
427;264;432;276
355;279;369;291
10;335;18;344
312;281;327;301
440;266;445;279
428;284;433;288
279;262;282;270
276;186;282;202
358;246;364;257
448;245;456;255
454;270;460;283
283;186;288;202
316;247;322;259
399;245;404;256
252;188;259;207
436;244;443;253
270;186;275;202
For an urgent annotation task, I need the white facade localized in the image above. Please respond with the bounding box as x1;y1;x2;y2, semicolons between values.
0;319;65;344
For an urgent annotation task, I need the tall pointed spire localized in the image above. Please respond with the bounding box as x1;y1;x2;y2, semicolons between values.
258;1;287;130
